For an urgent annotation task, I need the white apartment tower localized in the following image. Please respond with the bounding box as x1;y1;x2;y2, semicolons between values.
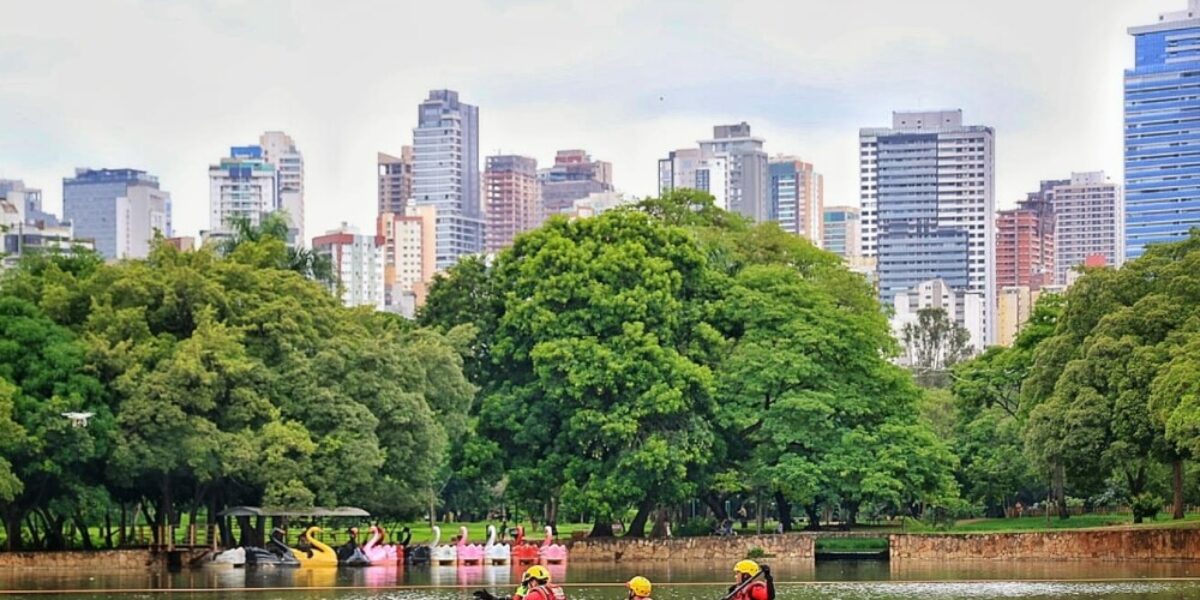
860;110;996;347
208;146;277;234
1050;172;1124;285
259;131;305;245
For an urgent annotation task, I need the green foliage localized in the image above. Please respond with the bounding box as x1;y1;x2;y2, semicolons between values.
0;236;471;548
1023;233;1200;519
421;189;959;534
1130;492;1162;523
745;546;768;559
902;308;973;388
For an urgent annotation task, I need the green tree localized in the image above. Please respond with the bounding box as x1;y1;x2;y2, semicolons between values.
902;308;973;388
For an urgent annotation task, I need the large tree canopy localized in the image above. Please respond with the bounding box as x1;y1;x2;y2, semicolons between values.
0;234;473;548
420;190;958;535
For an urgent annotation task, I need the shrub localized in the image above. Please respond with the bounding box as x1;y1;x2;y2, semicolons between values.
674;516;716;538
1130;493;1162;522
746;546;769;559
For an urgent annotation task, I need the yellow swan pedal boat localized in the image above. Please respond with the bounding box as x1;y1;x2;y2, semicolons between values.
291;526;338;567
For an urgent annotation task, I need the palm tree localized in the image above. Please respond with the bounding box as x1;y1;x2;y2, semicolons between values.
217;213;334;286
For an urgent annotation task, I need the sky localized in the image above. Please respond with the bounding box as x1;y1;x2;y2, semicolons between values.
0;0;1182;240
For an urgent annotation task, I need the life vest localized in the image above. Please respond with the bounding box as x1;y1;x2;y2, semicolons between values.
525;585;566;600
732;582;769;600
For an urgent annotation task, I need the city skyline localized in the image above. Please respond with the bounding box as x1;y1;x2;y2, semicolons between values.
0;0;1172;241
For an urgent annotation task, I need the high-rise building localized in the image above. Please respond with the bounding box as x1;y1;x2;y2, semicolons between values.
699;123;769;222
822;206;861;259
861;110;995;348
312;224;385;310
1051;172;1124;286
1126;1;1200;259
0;180;58;226
378;148;414;215
768;157;823;244
208;145;277;234
485;154;539;253
63;168;170;260
996;189;1056;293
539;150;613;222
259;131;304;245
377;204;437;315
412;89;483;271
657;148;729;210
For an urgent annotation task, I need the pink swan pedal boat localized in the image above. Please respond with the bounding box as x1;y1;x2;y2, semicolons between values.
539;526;567;564
457;526;484;565
362;525;401;565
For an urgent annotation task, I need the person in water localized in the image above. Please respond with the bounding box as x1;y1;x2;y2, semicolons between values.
729;560;774;600
626;576;653;600
474;566;565;600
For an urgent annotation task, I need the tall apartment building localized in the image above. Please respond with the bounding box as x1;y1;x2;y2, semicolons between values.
539;150;613;222
208;145;277;234
63;168;170;260
768;157;823;244
1126;1;1200;259
822;206;861;259
259;131;304;245
412;90;483;271
377;204;437;315
312;224;385;310
699;123;769;222
860;110;995;348
1051;172;1124;285
657;148;730;210
996;196;1055;293
485;154;539;253
378;148;414;215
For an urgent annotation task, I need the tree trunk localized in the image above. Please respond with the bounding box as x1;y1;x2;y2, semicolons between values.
588;518;615;538
3;508;22;550
1053;463;1069;520
803;502;821;531
650;508;670;538
104;507;114;548
773;492;794;532
701;491;728;521
844;501;860;529
73;512;94;550
1173;458;1186;520
625;498;654;538
118;503;127;547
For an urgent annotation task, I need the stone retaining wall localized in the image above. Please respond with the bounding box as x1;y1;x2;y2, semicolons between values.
0;549;158;570
889;529;1200;561
567;534;814;562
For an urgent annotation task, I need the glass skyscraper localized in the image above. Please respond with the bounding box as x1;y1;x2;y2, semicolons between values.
1125;1;1200;259
412;89;484;271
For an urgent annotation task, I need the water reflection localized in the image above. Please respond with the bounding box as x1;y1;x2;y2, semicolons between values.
4;560;1200;600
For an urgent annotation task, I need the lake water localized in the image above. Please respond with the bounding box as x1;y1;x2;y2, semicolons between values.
3;560;1200;600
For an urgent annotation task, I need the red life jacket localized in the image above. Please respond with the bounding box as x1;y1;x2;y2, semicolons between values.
526;585;566;600
733;581;769;600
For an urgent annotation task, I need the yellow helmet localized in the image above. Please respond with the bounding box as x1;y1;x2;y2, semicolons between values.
522;565;551;583
627;576;653;597
734;559;761;577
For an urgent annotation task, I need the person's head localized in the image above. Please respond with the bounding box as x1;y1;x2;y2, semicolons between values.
734;560;761;584
522;565;551;589
626;576;653;599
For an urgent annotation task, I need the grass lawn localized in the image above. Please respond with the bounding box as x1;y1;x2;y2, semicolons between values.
899;512;1200;534
815;537;889;552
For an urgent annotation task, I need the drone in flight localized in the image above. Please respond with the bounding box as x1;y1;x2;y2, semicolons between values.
61;412;95;428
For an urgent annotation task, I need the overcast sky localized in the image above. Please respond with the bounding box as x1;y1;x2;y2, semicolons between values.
0;0;1180;240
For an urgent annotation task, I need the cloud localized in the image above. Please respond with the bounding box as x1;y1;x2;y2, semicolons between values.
0;0;1181;239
